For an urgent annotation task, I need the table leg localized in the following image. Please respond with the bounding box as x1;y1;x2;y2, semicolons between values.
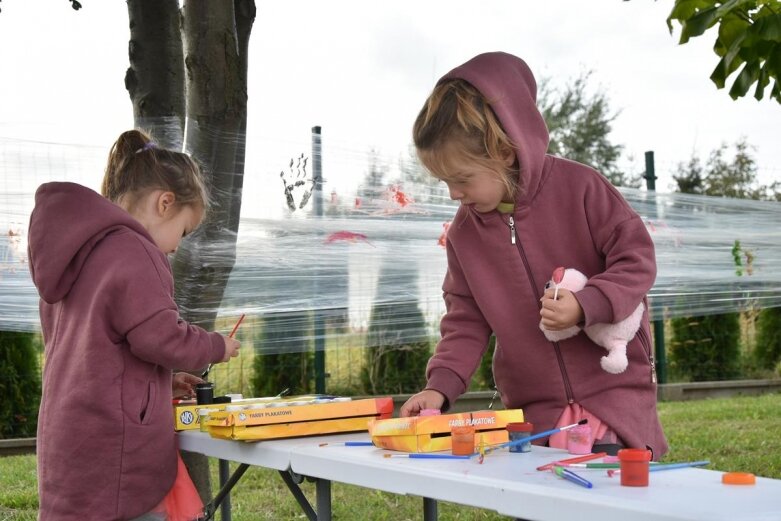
423;497;438;521
219;459;231;521
202;462;249;521
279;470;317;521
316;478;332;521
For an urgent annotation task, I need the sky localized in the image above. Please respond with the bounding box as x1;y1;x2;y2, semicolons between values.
1;0;780;217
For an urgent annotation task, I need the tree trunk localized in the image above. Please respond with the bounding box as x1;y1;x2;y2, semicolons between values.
173;1;252;327
125;0;185;146
124;0;255;506
175;0;254;504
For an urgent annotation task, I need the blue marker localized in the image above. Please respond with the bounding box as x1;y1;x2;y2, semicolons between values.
552;465;593;489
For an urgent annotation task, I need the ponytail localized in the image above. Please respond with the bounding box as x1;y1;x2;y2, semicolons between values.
102;129;209;212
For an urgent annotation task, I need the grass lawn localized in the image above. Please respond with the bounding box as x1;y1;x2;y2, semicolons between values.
2;392;780;520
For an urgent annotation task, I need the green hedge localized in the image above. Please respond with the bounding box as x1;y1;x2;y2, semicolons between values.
0;331;41;438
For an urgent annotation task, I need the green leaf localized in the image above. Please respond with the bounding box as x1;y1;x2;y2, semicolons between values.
714;0;758;20
751;13;781;42
728;60;761;98
771;78;781;102
715;13;752;56
682;6;721;41
668;0;718;33
754;62;769;99
711;32;749;87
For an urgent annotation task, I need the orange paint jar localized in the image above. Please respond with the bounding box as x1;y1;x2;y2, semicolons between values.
618;448;652;487
451;425;476;456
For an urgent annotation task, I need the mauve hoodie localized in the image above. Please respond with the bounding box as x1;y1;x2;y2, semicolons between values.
28;182;226;520
425;52;668;457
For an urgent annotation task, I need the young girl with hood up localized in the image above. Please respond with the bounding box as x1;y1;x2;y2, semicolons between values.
28;129;241;520
400;52;667;458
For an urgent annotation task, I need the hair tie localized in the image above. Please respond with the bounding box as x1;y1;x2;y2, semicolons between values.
135;141;157;154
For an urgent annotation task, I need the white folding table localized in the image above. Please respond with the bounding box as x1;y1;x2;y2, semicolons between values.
178;430;781;521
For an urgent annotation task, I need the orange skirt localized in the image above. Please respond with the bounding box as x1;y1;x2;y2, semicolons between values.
148;453;204;521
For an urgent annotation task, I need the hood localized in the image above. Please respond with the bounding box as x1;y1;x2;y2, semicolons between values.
440;52;550;206
27;182;153;304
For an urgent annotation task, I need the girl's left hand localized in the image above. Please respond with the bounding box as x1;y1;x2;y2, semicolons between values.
173;372;204;399
540;288;584;330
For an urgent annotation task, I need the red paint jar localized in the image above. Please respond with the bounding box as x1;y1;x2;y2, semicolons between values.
618;448;652;487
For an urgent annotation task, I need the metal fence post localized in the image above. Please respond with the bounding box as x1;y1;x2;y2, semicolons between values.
644;150;667;384
312;126;326;393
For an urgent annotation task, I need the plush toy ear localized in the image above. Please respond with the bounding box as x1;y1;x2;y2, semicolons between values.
552;267;565;284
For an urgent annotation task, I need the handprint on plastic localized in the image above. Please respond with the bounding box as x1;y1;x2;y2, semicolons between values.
279;153;313;211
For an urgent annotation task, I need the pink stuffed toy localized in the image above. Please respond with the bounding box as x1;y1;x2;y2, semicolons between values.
539;267;644;374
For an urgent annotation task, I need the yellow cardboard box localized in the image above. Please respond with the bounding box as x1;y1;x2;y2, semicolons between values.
368;409;524;453
173;395;322;431
206;397;394;441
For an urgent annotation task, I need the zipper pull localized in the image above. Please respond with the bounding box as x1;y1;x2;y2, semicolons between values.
508;215;516;244
650;353;657;384
487;387;499;410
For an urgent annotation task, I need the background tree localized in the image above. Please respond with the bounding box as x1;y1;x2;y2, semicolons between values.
673;138;778;200
251;313;314;397
669;139;765;381
670;314;742;380
356;153;432;394
665;0;781;103
538;72;637;187
755;307;781;372
360;261;431;395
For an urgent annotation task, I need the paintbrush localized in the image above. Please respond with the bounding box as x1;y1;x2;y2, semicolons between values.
607;460;710;477
319;441;374;447
537;452;607;471
202;313;246;378
384;453;472;460
483;419;588;456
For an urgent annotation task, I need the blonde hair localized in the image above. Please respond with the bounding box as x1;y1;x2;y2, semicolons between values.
101;129;209;213
413;80;519;197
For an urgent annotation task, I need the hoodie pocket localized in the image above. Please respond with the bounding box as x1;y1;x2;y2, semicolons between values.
139;381;158;425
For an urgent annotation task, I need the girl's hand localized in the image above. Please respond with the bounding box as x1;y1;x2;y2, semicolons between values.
540;287;584;330
172;372;204;399
400;389;446;417
221;336;241;363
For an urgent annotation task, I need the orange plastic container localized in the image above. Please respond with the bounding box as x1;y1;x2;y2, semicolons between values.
618;448;652;486
451;425;476;455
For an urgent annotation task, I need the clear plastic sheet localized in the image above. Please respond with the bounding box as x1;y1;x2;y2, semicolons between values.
2;131;781;353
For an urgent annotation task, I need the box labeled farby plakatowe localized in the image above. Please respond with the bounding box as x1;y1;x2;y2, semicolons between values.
206;397;394;441
174;394;322;431
368;409;524;453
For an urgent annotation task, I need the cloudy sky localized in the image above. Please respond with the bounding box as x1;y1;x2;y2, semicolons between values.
2;0;780;212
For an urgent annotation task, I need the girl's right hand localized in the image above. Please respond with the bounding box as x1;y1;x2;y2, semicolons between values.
400;389;446;417
221;336;241;362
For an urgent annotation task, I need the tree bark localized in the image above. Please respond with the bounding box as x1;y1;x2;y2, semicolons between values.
125;0;185;146
173;0;252;328
174;0;254;503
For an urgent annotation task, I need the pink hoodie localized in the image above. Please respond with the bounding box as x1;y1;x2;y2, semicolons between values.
28;182;225;520
425;52;668;457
